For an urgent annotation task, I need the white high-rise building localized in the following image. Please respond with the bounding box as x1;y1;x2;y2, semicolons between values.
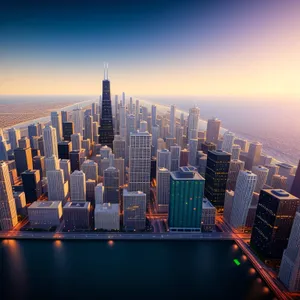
84;115;93;143
126;114;136;164
0;161;18;230
170;104;176;138
94;203;120;230
81;160;98;182
188;107;200;141
51;111;63;142
157;149;171;170
60;159;71;182
43;125;58;158
72;107;84;136
70;170;86;201
45;154;60;172
47;169;68;202
128;130;152;201
279;210;300;292
71;133;82;151
8;127;20;151
222;131;235;153
188;138;198;167
95;183;104;205
157;168;170;213
230;170;257;229
252;165;269;193
170;145;181;172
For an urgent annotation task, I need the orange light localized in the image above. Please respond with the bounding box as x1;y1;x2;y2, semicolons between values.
54;240;62;248
249;268;256;275
242;255;247;261
233;244;238;250
263;287;269;293
108;240;114;246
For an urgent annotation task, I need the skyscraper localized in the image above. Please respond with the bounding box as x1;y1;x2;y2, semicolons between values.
63;122;74;141
81;160;98;182
128;130;152;201
135;99;140;128
170;145;181;172
0;161;18;230
103;167;120;204
43;125;58;158
157;149;171;170
204;150;231;207
246;141;262;170
227;159;245;191
231;144;241;160
69;150;80;172
45;154;60;172
250;189;300;261
265;164;279;186
170;104;176;138
157;168;170;213
0;138;9;161
206;117;221;145
58;141;72;160
8;127;20;151
70;170;86;201
113;135;126;159
252;165;269;193
21;169;42;203
72;107;84;136
169;166;204;231
71;133;82;151
60;159;71;183
18;136;30;148
28;124;38;147
47;169;68;203
291;160;300;198
188;138;198;167
51;111;63;142
123;189;146;231
84;115;93;143
279;209;300;292
188;107;200;141
13;147;33;176
151;105;157;126
222;131;235;153
229;170;257;229
99;65;114;149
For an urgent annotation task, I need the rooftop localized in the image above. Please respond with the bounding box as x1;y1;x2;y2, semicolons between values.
264;189;299;200
94;203;119;212
171;166;204;181
202;198;215;209
29;201;62;209
64;202;90;209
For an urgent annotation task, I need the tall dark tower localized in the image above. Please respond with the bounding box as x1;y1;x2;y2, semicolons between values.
99;63;114;149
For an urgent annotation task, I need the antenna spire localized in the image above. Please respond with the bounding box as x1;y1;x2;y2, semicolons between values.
106;62;109;79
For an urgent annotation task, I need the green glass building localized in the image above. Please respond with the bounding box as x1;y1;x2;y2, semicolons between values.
169;166;205;232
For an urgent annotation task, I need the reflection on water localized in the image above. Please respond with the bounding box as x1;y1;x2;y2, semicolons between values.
1;240;276;300
2;239;28;298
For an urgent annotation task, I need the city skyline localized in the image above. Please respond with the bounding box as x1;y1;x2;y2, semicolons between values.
1;0;300;98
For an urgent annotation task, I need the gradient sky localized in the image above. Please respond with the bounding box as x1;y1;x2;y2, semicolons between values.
1;0;300;97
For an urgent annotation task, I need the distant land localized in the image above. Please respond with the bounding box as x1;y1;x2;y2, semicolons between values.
0;95;299;165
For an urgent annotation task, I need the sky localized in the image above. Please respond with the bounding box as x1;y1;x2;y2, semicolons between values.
1;0;300;98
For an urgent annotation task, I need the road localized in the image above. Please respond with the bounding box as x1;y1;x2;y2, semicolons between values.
0;230;235;240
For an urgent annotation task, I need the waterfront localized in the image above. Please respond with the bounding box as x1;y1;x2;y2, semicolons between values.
0;240;275;300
